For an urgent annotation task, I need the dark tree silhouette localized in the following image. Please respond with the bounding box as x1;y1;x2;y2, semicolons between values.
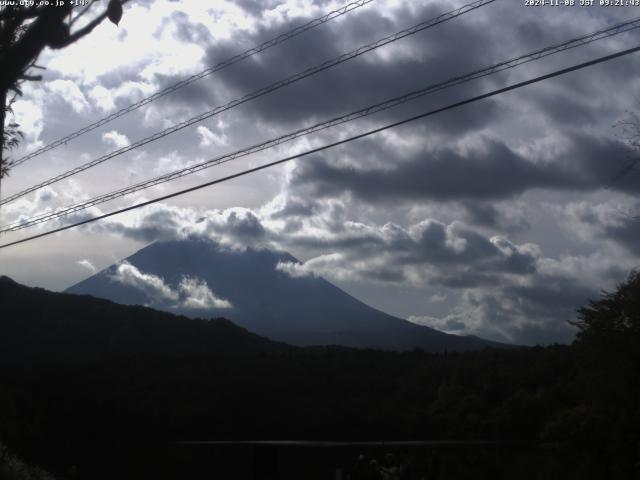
571;270;640;344
1;275;640;478
567;271;640;478
0;0;127;180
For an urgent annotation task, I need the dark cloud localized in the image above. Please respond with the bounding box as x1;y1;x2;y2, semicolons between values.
291;139;547;201
406;221;529;271
151;72;222;110
508;277;596;318
410;274;585;346
284;226;385;252
232;0;286;17
289;134;636;203
153;9;210;43
500;277;596;344
569;201;640;256
270;196;316;219
436;271;504;289
160;0;637;143
444;274;596;345
189;1;501;132
221;210;266;240
95;207;190;243
605;220;640;256
462;202;501;228
88;205;268;246
278;217;540;287
171;11;214;44
532;90;602;126
460;201;530;233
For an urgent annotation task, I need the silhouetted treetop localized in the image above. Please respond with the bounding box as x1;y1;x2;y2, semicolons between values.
571;270;640;344
0;0;127;177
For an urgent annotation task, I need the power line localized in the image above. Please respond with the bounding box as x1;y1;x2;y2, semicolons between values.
6;0;375;169
3;16;639;233
1;44;638;250
0;0;497;208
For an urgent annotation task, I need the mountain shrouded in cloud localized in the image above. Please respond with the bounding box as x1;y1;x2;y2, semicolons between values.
66;237;505;351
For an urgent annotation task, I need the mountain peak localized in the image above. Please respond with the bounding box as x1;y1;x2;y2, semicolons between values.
66;239;507;352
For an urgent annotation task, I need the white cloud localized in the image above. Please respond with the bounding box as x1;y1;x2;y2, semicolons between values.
407;314;468;336
152;151;203;176
88;85;116;112
110;261;179;302
107;260;231;310
197;125;228;148
113;81;156;104
102;130;130;148
77;259;97;273
429;293;447;303
178;276;232;309
43;2;218;81
10;99;44;150
35;186;58;205
276;253;346;279
47;79;90;114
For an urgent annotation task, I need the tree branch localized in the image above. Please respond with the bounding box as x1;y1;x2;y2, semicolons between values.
55;0;131;48
0;5;48;22
58;7;108;47
19;74;42;81
69;0;97;27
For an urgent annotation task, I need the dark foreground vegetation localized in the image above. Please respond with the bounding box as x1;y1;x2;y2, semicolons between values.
0;273;638;479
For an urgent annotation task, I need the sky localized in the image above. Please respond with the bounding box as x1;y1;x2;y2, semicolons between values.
1;0;639;345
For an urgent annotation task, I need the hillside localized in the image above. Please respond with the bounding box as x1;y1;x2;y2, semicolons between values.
0;275;286;366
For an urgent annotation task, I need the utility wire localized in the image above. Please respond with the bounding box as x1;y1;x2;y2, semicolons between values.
0;0;497;207
6;0;375;169
1;44;638;250
3;16;639;233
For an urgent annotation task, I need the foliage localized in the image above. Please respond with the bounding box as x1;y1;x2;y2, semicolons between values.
0;275;639;478
0;442;55;480
0;1;126;176
572;270;640;344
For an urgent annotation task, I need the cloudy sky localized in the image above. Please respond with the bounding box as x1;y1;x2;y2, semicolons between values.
1;0;639;345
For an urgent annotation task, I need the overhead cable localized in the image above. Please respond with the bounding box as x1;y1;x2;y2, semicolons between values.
6;0;375;168
3;16;639;233
0;0;497;207
1;44;638;249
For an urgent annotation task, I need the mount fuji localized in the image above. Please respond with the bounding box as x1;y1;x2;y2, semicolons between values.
66;238;505;351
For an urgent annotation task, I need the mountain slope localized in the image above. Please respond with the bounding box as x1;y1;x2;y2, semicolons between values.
0;275;285;366
66;238;505;351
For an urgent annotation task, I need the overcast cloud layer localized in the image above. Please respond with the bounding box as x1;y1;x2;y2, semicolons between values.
1;0;639;345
